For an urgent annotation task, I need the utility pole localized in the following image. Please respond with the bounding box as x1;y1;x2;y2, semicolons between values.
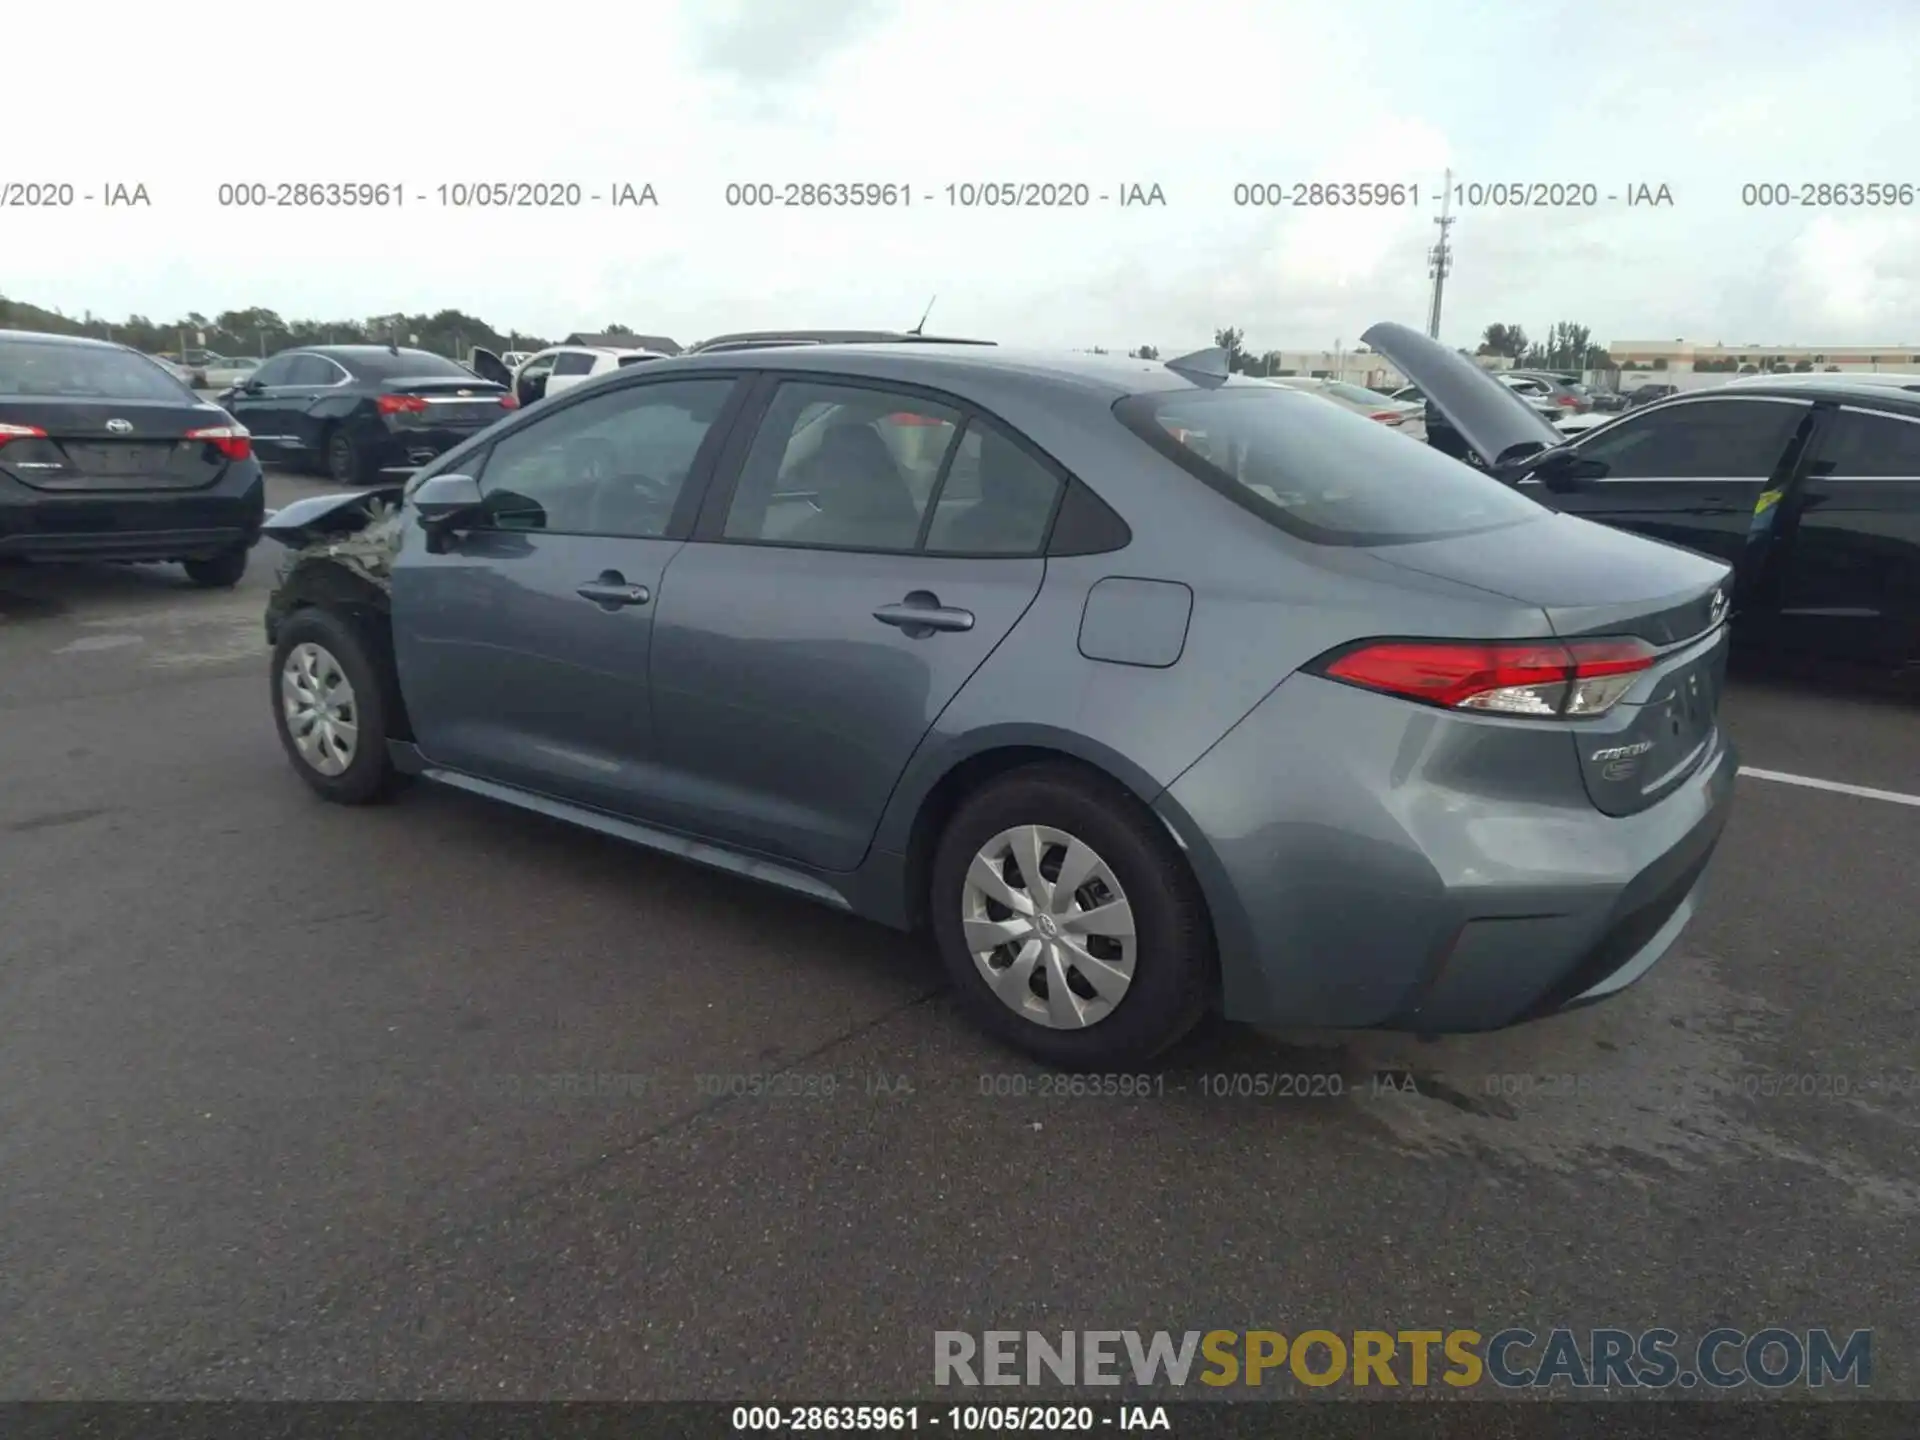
1427;168;1455;340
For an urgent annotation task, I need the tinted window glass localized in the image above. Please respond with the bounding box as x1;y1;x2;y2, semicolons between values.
552;352;597;376
1810;409;1920;477
1574;399;1803;479
351;350;469;380
0;341;195;400
476;378;735;537
1115;385;1545;546
723;381;962;551
518;354;559;379
252;355;297;386
925;420;1064;554
284;355;337;386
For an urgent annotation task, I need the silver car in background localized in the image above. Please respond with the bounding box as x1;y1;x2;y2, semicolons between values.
1266;376;1427;440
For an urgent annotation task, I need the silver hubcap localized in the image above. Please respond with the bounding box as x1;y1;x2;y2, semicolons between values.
961;824;1137;1029
281;642;359;776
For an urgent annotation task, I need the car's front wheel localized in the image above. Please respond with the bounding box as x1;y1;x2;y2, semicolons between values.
269;607;405;804
929;764;1215;1069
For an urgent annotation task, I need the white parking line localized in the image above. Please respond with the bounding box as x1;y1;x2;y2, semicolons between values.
1739;767;1920;808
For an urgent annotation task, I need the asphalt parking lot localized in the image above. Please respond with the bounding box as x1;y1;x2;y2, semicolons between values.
0;467;1915;1401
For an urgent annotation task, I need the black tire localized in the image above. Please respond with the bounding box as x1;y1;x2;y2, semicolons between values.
325;426;364;486
269;607;407;804
182;546;248;588
929;763;1215;1069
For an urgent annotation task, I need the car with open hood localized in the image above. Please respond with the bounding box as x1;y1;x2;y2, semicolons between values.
1364;322;1920;671
261;339;1736;1069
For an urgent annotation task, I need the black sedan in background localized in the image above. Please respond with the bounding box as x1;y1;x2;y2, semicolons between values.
1379;321;1920;673
0;329;264;586
221;345;517;485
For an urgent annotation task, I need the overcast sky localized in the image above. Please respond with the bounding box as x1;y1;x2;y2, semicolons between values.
10;0;1919;352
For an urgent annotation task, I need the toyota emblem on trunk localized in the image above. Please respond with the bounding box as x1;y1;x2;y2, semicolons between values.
105;418;134;434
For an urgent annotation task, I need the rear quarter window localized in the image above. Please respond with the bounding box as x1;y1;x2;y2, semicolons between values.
1115;385;1546;546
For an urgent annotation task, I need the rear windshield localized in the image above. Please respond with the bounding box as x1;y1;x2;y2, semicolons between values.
0;340;194;401
1114;386;1545;546
350;350;472;379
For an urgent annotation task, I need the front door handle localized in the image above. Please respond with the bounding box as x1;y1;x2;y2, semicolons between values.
576;572;651;609
873;591;975;635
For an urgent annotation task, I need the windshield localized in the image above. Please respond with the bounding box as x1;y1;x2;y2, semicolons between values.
0;340;196;400
1115;386;1545;546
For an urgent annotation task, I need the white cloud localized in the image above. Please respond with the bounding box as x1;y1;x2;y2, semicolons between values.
6;0;1919;351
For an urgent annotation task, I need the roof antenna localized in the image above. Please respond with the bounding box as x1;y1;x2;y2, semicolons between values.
1165;346;1232;384
908;295;937;336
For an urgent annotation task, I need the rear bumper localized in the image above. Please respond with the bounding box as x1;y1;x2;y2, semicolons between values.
370;423;495;474
0;462;266;562
1155;671;1738;1033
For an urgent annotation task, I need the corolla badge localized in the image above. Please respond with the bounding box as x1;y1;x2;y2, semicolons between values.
1591;740;1655;763
105;418;134;433
1709;587;1728;626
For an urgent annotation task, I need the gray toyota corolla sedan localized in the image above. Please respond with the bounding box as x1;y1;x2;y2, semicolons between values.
262;325;1737;1068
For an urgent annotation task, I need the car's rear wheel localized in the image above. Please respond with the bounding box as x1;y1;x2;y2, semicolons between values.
325;427;364;486
182;545;248;588
929;764;1215;1069
270;608;404;804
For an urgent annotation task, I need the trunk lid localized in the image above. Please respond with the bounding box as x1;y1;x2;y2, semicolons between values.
0;398;238;491
1373;511;1733;817
378;376;513;428
1360;321;1565;470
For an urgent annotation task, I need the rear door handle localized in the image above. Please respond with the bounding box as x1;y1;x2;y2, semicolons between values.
576;574;651;609
873;593;975;634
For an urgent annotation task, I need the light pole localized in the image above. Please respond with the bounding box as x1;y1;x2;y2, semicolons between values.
1427;168;1455;340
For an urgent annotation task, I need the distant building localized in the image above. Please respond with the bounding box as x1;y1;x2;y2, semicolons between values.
564;331;682;354
1609;340;1920;375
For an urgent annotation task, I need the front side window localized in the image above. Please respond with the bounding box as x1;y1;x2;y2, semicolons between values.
1116;384;1545;546
722;382;963;551
1572;399;1804;479
552;352;597;376
284;356;338;386
475;378;736;537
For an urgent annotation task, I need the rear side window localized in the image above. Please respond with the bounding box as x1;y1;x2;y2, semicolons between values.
0;340;193;401
1810;409;1920;477
1114;386;1545;546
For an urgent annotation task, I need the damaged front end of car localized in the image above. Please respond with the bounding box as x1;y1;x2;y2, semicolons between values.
262;486;408;646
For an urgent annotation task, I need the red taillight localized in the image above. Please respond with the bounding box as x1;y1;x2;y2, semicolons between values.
377;393;429;415
185;423;252;461
1320;637;1657;717
1368;410;1402;424
885;411;946;426
0;422;48;448
498;393;520;409
1557;396;1581;409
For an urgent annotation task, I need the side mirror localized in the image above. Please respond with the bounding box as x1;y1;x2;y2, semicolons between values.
237;378;263;394
412;472;484;532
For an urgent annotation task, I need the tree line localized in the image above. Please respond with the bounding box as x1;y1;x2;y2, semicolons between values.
1110;323;1618;378
0;294;609;361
